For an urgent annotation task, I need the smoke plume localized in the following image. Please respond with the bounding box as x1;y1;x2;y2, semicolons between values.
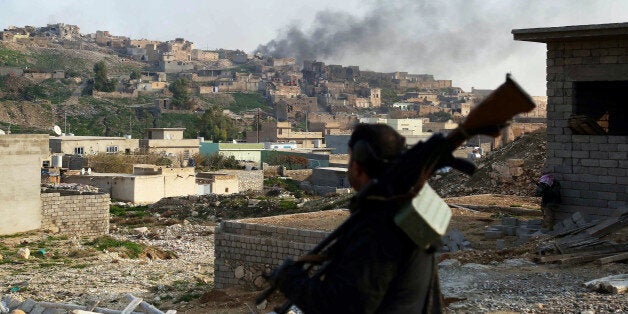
255;0;621;94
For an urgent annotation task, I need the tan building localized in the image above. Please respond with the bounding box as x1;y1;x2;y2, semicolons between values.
1;134;49;235
65;165;197;204
49;135;140;155
192;49;219;61
196;172;239;195
140;128;200;161
246;121;324;148
423;119;458;133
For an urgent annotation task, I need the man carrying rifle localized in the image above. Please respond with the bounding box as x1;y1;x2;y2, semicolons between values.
269;123;443;313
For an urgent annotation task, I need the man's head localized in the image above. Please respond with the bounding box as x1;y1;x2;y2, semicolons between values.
347;123;406;190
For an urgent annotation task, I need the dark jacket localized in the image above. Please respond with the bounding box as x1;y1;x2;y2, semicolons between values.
278;197;441;313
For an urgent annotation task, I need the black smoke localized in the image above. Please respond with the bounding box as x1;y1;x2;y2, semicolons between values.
254;0;619;94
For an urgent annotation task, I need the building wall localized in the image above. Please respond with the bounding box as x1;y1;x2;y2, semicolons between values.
387;118;423;136
309;167;349;189
0;135;48;235
211;176;239;195
162;167;198;198
544;38;628;220
50;137;140;155
40;192;109;237
218;169;264;192
214;219;330;289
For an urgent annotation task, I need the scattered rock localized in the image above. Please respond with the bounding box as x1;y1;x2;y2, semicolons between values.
584;274;628;294
234;266;244;279
256;299;267;310
439;259;461;269
16;248;30;259
500;259;536;267
133;227;149;236
9;310;25;314
461;263;490;271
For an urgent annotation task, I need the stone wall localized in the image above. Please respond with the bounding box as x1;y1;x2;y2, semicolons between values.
218;169;264;192
214;220;328;290
281;169;313;181
0;134;48;235
545;38;628;221
40;192;110;237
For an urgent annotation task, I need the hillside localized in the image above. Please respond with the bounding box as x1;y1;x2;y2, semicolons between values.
0;42;268;138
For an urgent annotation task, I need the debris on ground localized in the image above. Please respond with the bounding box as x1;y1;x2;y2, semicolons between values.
584;274;628;294
431;129;546;197
535;211;628;265
0;293;176;314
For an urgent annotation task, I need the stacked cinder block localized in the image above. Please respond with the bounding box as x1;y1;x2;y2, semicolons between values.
484;217;544;247
214;220;328;289
40;192;110;237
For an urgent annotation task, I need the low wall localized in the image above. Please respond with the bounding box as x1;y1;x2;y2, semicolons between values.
214;220;328;290
40;192;110;237
282;169;313;181
219;169;264;192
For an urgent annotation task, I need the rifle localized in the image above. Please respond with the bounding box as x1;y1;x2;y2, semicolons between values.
255;75;536;313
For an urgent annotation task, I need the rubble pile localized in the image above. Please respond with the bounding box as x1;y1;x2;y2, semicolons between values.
41;183;101;193
431;129;546;197
0;293;175;314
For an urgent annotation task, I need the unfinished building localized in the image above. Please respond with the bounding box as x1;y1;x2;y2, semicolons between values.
513;22;628;221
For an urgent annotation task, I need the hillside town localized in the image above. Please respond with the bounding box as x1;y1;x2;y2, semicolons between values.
0;18;626;314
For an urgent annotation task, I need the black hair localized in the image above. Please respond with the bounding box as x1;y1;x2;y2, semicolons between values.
348;123;406;178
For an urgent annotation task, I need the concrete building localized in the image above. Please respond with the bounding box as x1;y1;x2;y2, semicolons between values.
49;135;139;155
513;22;628;220
0;134;48;235
387;118;423;136
140;128;200;161
246;121;324;148
196;172;239;195
65;165;197;204
305;167;351;195
199;142;265;168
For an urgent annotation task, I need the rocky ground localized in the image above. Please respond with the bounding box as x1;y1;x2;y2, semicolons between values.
1;193;625;314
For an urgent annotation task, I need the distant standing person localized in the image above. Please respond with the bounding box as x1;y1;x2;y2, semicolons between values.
535;172;561;229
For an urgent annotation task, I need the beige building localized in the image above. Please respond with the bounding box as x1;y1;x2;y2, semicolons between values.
196;172;239;195
65;165;197;204
246;121;324;148
140;128;200;161
49;135;140;155
387;118;423;136
0;134;49;235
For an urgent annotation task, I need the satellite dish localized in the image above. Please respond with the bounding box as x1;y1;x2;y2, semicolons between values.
53;125;62;136
0;129;5;135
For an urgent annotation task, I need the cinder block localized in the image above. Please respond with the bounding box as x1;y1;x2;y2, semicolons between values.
484;229;504;240
501;217;519;226
496;239;506;250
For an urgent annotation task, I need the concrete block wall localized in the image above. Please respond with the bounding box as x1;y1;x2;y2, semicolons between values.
214;220;328;290
0;134;48;235
219;169;264;192
545;38;628;221
40;192;110;237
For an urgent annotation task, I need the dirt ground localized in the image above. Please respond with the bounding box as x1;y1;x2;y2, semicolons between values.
180;194;549;313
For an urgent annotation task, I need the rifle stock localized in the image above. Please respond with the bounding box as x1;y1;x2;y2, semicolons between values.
256;75;535;313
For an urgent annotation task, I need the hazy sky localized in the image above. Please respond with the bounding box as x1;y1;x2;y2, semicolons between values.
1;0;627;95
